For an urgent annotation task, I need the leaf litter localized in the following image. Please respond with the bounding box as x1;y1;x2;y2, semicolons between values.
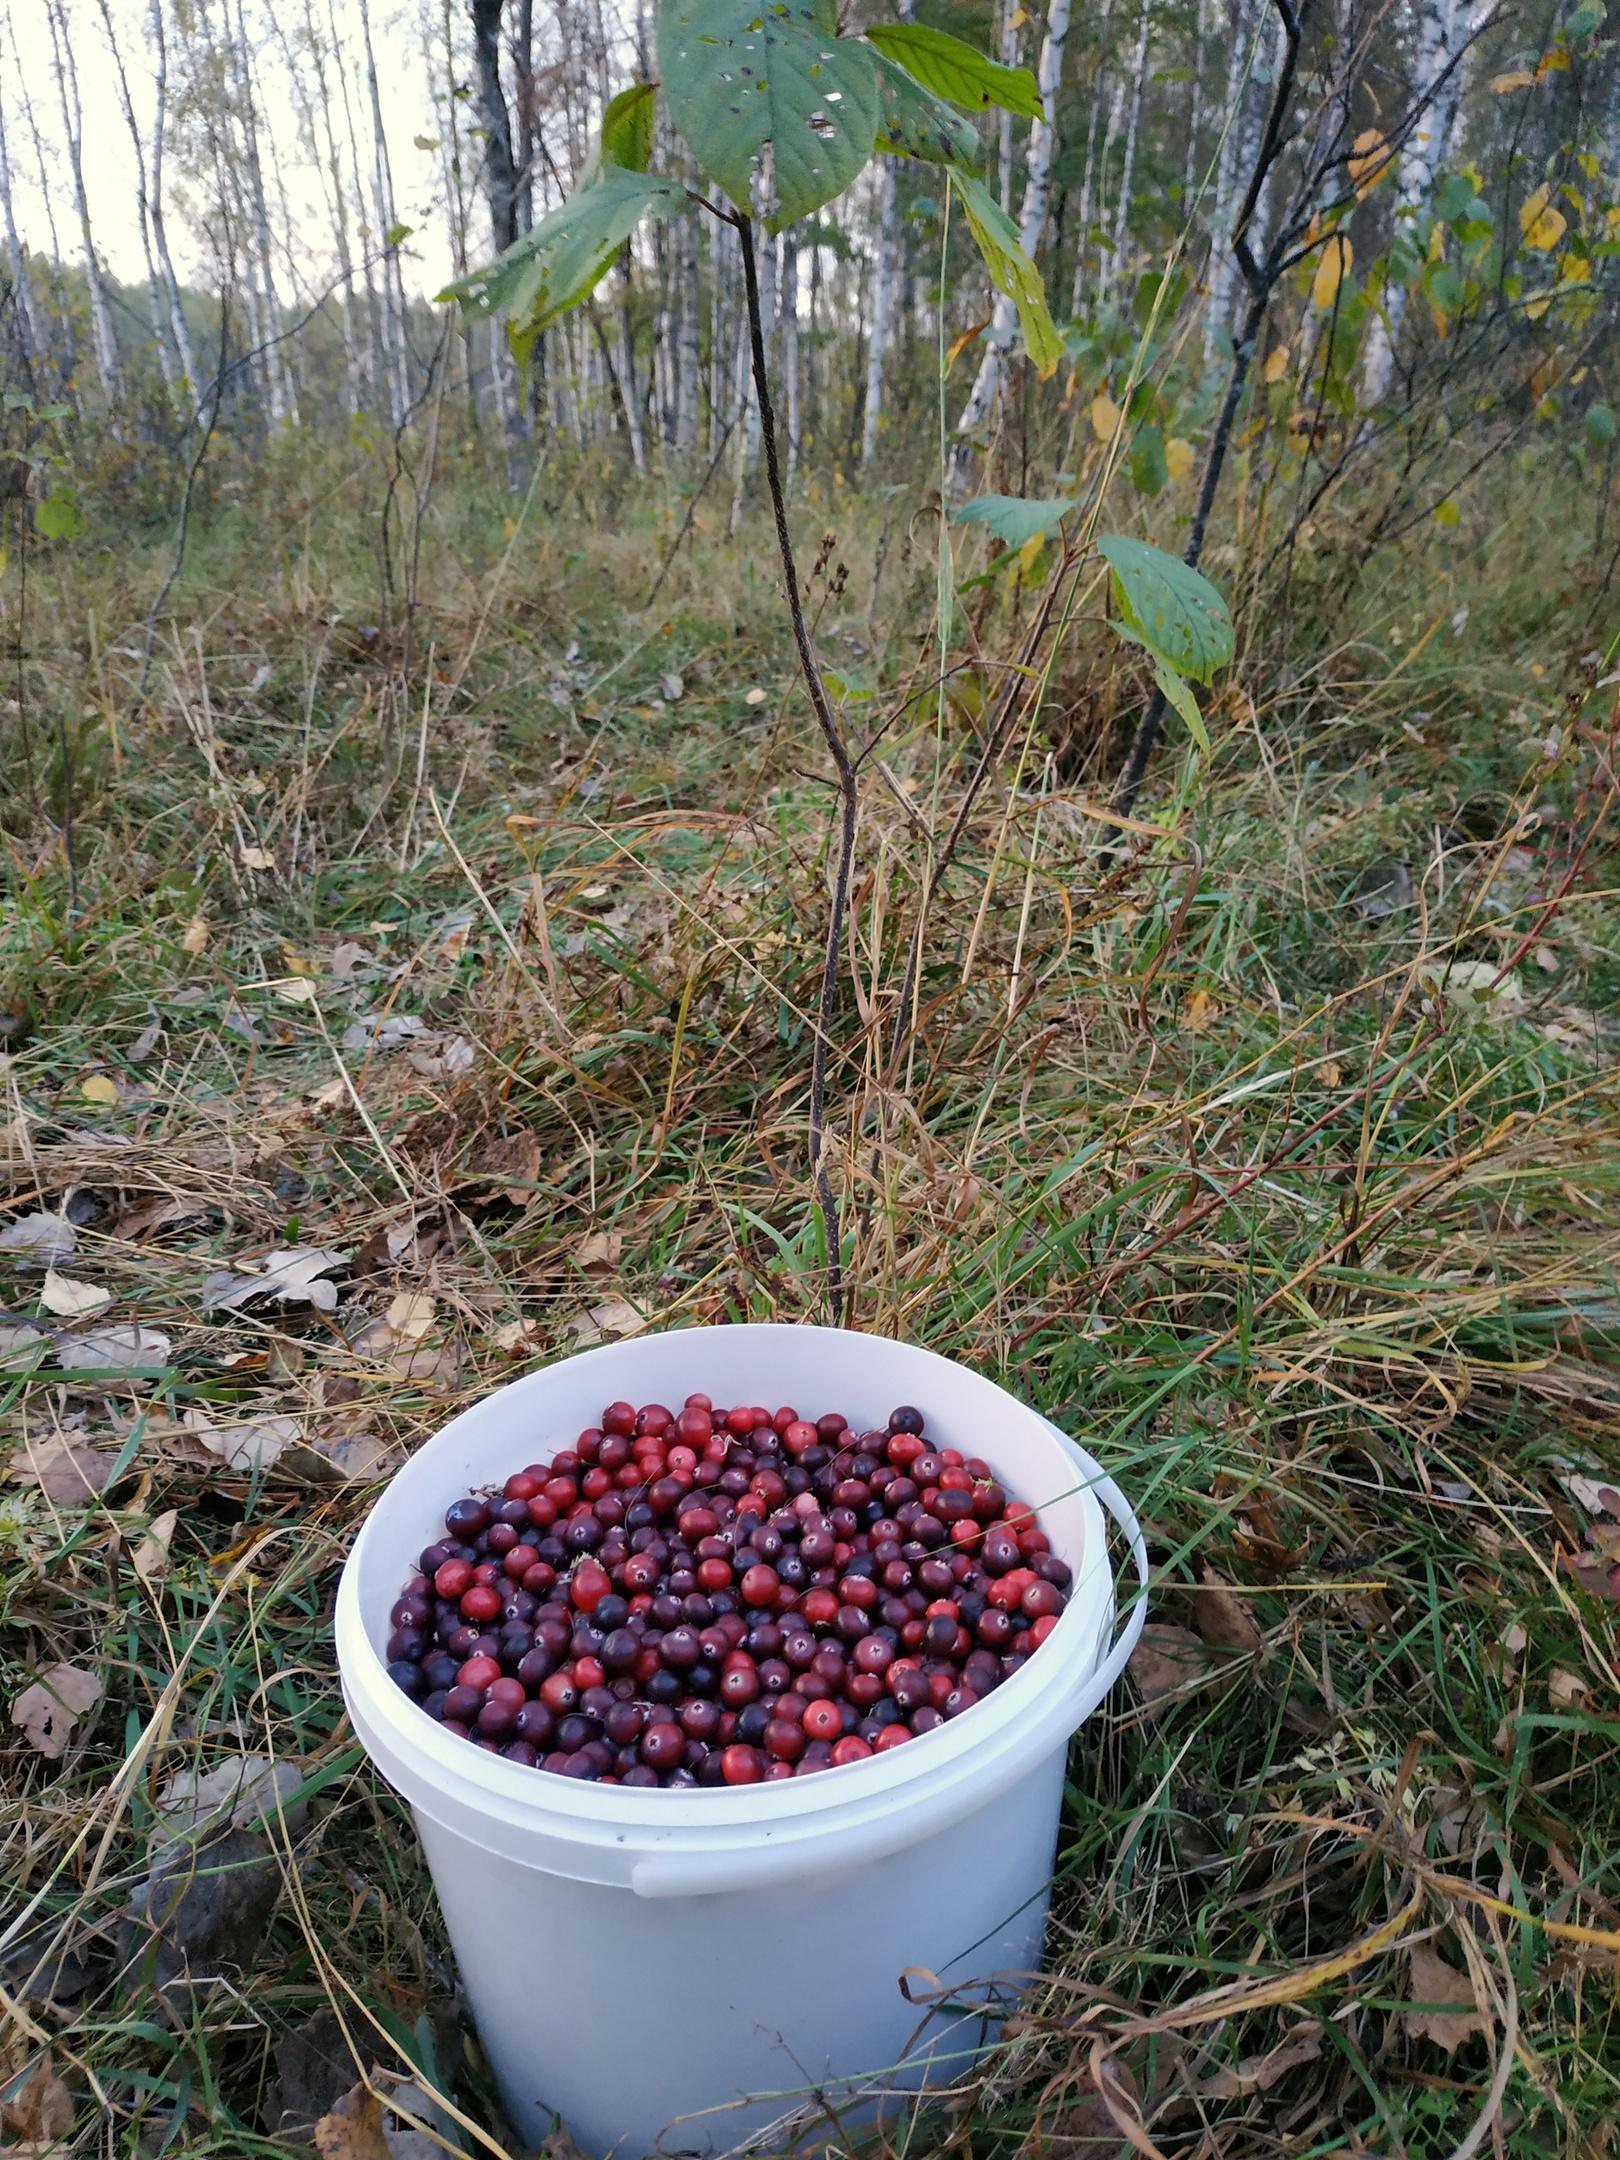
11;1663;104;1759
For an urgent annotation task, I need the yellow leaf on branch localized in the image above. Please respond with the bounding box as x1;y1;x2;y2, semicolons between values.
1520;185;1567;251
1089;392;1123;443
1263;344;1290;383
1165;436;1195;481
1348;129;1393;199
1489;69;1535;92
1311;234;1353;309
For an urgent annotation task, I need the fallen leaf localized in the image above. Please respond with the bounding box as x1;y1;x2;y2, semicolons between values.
79;1073;120;1106
0;1210;77;1264
201;1245;347;1314
121;1825;279;1990
1563;1474;1620;1518
156;1754;309;1839
1193;2023;1322;2098
276;976;319;1005
313;2080;445;2160
1405;1942;1484;2054
112;1194;207;1241
567;1296;646;1346
240;844;276;871
128;1017;164;1064
491;1317;543;1355
1419;957;1524;1017
310;1428;395;1481
11;1663;104;1759
385;1292;436;1342
341;1012;428;1053
11;1433;119;1504
461;1130;543;1205
181;914;210;954
131;1508;179;1582
1182;988;1219;1033
1350;860;1414;919
328;940;372;980
1548;1666;1590;1708
0;1320;48;1373
40;1269;113;1318
1128;1625;1212;1710
183;1408;300;1472
0;2059;73;2142
575;1229;623;1272
659;671;684;701
743;686;768;706
58;1321;173;1375
1190;1568;1263;1655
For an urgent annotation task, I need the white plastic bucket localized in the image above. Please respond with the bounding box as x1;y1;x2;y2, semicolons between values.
336;1323;1147;2158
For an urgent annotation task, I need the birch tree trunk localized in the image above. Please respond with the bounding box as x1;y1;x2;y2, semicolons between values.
996;0;1023;213
233;0;298;423
1362;0;1470;404
95;0;177;397
953;0;1074;468
0;73;42;374
1101;0;1150;315
148;0;197;398
1070;0;1117;316
358;0;411;425
1183;0;1207;207
471;0;521;250
47;0;122;402
675;205;701;450
1204;0;1255;363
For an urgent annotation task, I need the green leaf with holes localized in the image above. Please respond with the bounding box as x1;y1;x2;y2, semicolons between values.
954;493;1077;548
437;165;682;358
866;22;1041;118
873;52;979;167
658;0;881;233
1096;536;1233;684
951;170;1061;377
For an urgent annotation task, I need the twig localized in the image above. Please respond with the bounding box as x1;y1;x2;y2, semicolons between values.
736;210;858;1319
138;291;230;699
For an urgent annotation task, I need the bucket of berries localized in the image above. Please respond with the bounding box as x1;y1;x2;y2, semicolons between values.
335;1322;1147;2157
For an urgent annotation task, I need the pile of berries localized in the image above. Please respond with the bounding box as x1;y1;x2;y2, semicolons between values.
385;1394;1071;1786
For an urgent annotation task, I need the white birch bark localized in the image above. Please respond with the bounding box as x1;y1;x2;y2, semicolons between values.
0;71;42;369
1362;0;1470;404
1069;0;1118;316
1204;0;1256;363
357;0;411;425
1101;0;1150;314
675;206;700;450
954;0;1074;460
148;0;197;397
47;0;122;401
996;0;1023;213
781;227;800;486
1183;0;1207;207
95;0;176;396
858;0;913;467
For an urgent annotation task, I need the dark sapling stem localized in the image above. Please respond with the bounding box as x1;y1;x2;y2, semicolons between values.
736;211;857;1319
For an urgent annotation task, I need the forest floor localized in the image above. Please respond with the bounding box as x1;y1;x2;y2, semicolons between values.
2;457;1619;2158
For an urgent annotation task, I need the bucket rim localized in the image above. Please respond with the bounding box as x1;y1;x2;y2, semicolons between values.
336;1322;1128;1860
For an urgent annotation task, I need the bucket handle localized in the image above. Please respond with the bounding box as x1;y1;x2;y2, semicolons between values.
630;1431;1149;1900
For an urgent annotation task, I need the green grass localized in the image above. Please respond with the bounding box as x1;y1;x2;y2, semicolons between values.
2;442;1618;2157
